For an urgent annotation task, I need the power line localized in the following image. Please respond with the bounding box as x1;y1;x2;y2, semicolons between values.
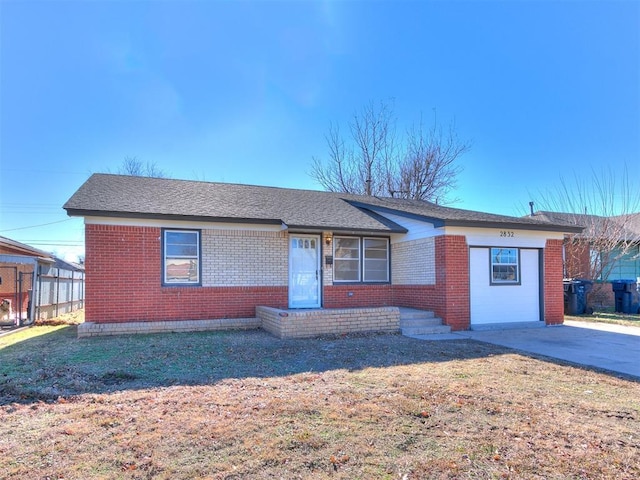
0;218;76;232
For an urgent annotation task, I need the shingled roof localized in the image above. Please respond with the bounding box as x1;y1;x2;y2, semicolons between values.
64;174;582;234
535;211;640;240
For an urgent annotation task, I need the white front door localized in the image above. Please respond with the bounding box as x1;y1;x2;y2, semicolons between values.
289;235;321;308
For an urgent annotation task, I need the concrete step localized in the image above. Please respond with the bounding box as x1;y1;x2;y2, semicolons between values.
398;307;436;319
400;317;445;328
402;324;452;336
398;308;451;336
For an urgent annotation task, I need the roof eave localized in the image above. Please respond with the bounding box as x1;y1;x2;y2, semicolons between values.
442;219;584;233
64;208;285;226
287;224;408;234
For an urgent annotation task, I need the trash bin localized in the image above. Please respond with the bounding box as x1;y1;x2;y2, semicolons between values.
612;280;637;313
564;279;593;315
564;280;579;314
575;279;592;314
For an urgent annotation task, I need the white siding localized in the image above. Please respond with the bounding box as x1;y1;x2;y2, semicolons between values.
469;247;541;325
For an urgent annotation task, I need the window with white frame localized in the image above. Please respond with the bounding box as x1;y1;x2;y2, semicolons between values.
334;237;360;282
364;238;389;282
163;230;201;285
333;236;389;283
490;247;519;284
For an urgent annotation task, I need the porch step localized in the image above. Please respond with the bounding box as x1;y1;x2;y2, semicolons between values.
399;308;451;336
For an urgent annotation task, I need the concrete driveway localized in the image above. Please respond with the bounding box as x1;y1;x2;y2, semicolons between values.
414;321;640;379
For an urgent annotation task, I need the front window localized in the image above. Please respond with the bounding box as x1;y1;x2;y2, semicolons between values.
364;238;389;282
334;236;389;283
163;230;200;285
334;237;360;282
491;247;519;284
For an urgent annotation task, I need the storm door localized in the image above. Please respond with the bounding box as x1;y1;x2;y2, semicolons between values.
289;235;321;308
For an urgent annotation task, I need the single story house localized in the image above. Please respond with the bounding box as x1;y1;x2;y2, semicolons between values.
64;174;581;338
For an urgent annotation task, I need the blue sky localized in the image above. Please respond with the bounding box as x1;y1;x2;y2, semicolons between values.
1;0;638;261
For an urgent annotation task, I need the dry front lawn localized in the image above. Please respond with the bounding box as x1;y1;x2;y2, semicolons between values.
0;322;638;479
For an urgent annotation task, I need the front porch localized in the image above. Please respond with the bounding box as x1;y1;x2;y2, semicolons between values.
257;306;449;339
77;307;448;338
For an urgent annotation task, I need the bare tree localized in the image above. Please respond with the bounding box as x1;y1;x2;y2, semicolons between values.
310;101;470;203
388;118;469;202
311;100;397;197
117;156;167;178
531;165;640;302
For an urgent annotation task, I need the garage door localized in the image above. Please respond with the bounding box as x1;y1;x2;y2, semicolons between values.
469;247;541;325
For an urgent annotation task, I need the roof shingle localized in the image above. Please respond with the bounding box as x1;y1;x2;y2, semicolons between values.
64;174;581;233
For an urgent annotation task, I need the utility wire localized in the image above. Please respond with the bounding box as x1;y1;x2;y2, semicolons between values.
0;218;76;232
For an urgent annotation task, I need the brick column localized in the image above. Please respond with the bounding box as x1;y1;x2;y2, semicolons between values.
544;239;565;325
435;235;470;330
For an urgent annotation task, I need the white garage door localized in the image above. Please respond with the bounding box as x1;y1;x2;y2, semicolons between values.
469;247;541;325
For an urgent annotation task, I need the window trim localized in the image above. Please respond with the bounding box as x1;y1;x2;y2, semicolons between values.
333;235;390;284
363;236;390;283
162;229;202;287
489;247;521;286
333;235;361;283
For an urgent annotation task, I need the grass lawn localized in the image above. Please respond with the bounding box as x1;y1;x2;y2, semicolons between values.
565;308;640;328
1;316;639;479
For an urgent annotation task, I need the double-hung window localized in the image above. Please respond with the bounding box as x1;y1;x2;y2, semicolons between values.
163;230;201;285
490;247;519;284
334;236;389;283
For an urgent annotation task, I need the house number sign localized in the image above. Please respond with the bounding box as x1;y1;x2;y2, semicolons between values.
499;231;515;238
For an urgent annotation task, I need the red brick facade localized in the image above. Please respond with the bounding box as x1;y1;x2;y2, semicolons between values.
543;239;564;325
323;284;393;308
86;224;564;330
434;235;471;330
85;224;288;323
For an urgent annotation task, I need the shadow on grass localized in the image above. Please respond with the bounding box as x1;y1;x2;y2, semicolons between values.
3;324;637;406
0;325;519;405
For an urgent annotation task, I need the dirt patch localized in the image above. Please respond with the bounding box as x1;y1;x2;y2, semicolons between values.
34;309;85;326
0;327;638;479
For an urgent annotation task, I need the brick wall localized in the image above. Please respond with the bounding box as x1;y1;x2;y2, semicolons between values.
392;237;436;285
86;224;561;334
324;284;393;308
202;229;288;286
85;224;288;323
434;235;470;330
391;285;440;312
258;305;399;339
544;239;564;325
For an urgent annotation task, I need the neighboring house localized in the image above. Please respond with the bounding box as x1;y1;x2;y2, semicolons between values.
64;174;581;338
0;236;85;325
534;211;640;306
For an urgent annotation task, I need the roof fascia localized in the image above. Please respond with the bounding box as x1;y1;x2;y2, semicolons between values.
65;209;285;226
347;200;583;233
287;225;407;235
443;219;584;233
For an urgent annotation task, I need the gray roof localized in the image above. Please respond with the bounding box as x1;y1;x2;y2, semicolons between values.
64;174;582;234
535;211;640;240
